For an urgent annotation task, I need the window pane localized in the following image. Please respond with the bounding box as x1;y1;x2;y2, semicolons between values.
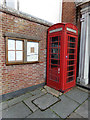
27;41;39;62
51;48;58;54
27;42;38;55
51;42;58;47
69;60;74;65
51;59;58;64
69;43;75;48
16;51;23;61
0;0;3;5
6;0;16;9
8;39;15;50
67;76;74;82
8;51;15;61
27;55;38;62
16;40;23;50
69;55;74;59
70;37;75;42
52;36;58;42
68;66;74;71
51;54;58;59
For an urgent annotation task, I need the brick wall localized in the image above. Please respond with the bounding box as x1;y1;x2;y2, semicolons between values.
62;2;76;25
0;11;3;95
0;8;51;95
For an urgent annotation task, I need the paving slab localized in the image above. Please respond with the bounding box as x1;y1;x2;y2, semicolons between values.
27;109;60;118
30;89;43;96
0;102;8;111
67;112;83;118
7;93;32;107
50;95;79;119
23;99;38;112
28;91;46;101
44;85;62;97
41;88;47;94
65;87;88;104
75;100;88;118
0;111;2;119
77;86;89;93
2;102;32;118
33;93;60;110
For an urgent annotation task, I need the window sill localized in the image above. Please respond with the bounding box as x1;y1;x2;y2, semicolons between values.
6;61;40;66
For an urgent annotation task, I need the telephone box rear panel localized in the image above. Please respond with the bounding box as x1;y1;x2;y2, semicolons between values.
47;23;78;93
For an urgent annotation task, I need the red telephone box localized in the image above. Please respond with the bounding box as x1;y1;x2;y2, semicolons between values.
47;23;78;93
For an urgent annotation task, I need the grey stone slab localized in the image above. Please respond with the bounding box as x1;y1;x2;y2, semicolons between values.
30;88;43;96
7;93;32;107
27;109;60;118
75;100;88;118
50;95;79;119
0;102;8;111
65;87;88;104
68;112;83;118
44;85;62;97
33;93;60;110
23;99;38;112
29;92;46;101
77;86;89;93
2;102;32;118
22;92;46;112
0;111;2;119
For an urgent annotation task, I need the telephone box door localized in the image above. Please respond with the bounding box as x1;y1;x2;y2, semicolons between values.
65;34;78;90
47;34;61;90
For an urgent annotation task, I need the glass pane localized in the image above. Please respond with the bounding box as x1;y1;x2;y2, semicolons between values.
68;66;74;71
51;59;58;64
68;71;74;76
16;51;23;61
8;51;15;61
8;39;15;50
16;41;23;50
69;61;74;65
51;54;58;59
27;42;38;55
52;42;58;47
51;48;58;54
67;76;74;82
27;55;38;62
69;43;75;48
69;49;75;53
6;0;16;9
69;55;74;59
70;37;75;42
52;36;58;42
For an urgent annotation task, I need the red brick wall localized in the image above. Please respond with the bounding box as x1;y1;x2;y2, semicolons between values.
0;12;3;95
1;11;49;95
62;2;76;25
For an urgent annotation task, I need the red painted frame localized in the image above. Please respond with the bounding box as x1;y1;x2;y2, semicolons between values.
47;23;78;93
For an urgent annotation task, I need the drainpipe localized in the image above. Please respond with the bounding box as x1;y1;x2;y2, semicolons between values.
59;0;63;23
17;0;19;10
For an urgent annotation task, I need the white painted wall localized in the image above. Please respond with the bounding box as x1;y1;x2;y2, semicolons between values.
19;0;62;23
0;0;62;24
0;0;4;5
6;0;18;9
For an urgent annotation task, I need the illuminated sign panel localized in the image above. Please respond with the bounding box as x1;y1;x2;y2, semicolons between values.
49;28;62;33
67;27;76;33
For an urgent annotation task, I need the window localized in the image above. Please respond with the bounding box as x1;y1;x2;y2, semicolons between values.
6;37;39;65
5;0;18;10
27;41;39;62
6;38;23;64
0;0;3;5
